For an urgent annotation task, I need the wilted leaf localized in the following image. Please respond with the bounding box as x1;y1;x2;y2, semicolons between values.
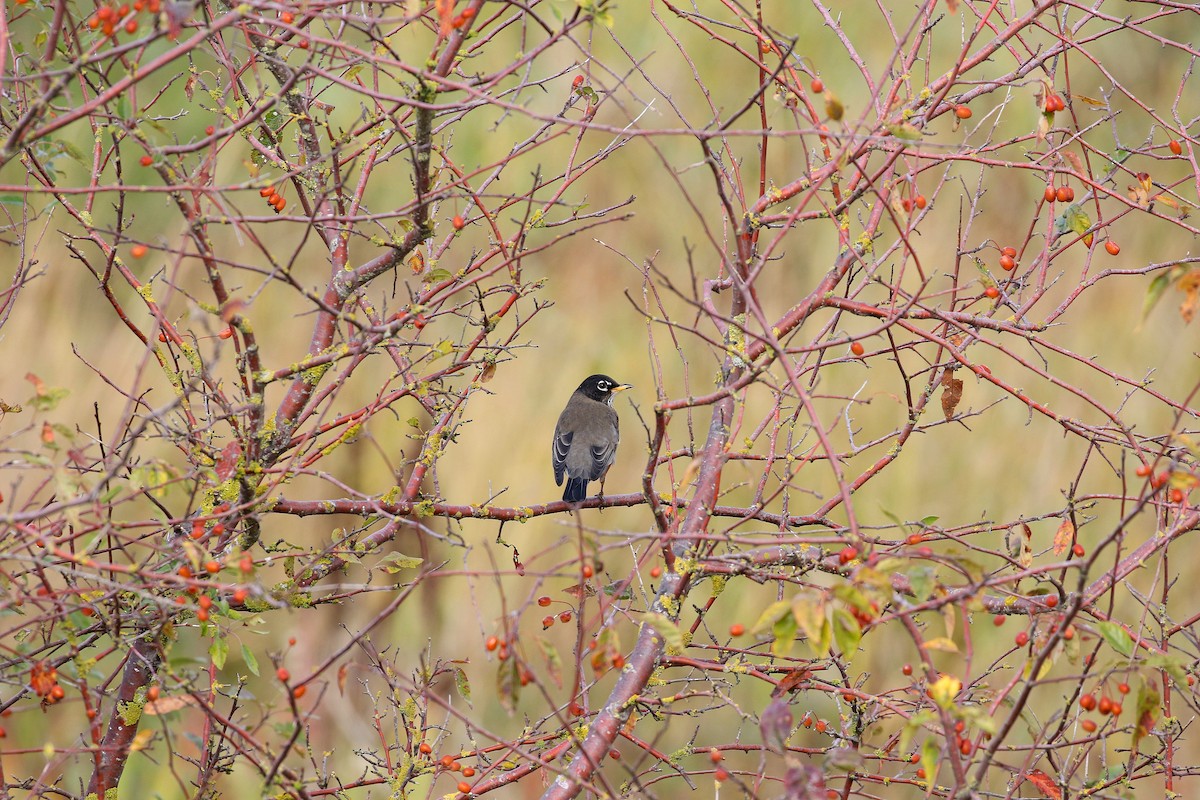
921;637;960;653
751;599;794;634
1096;621;1134;657
772;668;814;697
940;370;963;420
824;91;843;121
1177;269;1200;323
337;663;349;695
1132;680;1160;755
759;697;794;754
783;763;827;799
1006;524;1033;568
144;694;198;715
927;673;961;708
496;658;519;714
1022;768;1062;800
887;122;923;141
535;635;564;689
1142;265;1188;322
1052;518;1074;556
478;362;496;383
792;596;831;657
1056;203;1093;246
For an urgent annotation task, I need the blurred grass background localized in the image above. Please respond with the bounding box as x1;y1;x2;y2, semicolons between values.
2;1;1198;796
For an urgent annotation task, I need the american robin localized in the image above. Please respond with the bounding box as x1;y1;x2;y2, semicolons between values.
552;374;632;503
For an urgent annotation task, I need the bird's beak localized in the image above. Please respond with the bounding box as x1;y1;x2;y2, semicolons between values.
612;384;633;393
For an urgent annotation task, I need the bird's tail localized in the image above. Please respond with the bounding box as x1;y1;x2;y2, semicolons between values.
563;477;588;503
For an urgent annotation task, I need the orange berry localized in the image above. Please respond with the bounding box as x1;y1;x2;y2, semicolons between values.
1081;719;1097;733
1043;595;1058;608
239;555;253;572
117;4;129;17
292;684;306;698
901;197;913;213
572;74;584;89
1098;696;1113;715
280;10;294;23
205;125;215;136
1015;631;1029;646
1079;693;1096;710
102;21;115;35
1135;463;1152;477
1169;139;1183;156
273;196;287;212
850;341;865;357
196;608;209;622
709;747;723;763
139;155;153;167
232;588;248;603
260;187;275;198
440;755;455;768
1105;241;1120;256
1170;488;1185;503
288;637;297;646
198;594;212;610
542;615;554;629
484;635;500;652
419;742;432;755
131;244;148;258
51;684;66;700
1056;186;1071;202
558;611;572;623
457;782;470;794
581;564;594;579
984;286;999;299
1001;246;1017;258
178;565;193;579
959;739;971;755
218;327;234;340
537;596;551;607
1117;682;1130;695
649;565;662;578
452;215;465;230
811;78;824;94
147;685;160;701
999;255;1015;271
98;5;114;19
1072;543;1085;557
276;667;290;682
1044;185;1056;202
729;623;745;637
954;105;972;119
461;766;475;777
913;194;927;209
205;560;220;574
838;545;857;564
125;19;137;32
89;17;101;29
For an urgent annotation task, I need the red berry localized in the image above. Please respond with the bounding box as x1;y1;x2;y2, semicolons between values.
914;194;927;209
838;546;858;564
125;19;137;33
542;615;555;629
452;215;465;230
1105;241;1120;256
198;594;212;610
1043;595;1058;608
276;667;290;682
558;611;572;623
292;684;306;698
1044;185;1056;202
810;78;824;94
462;766;475;777
1117;682;1130;695
993;614;1005;626
729;623;745;637
131;244;148;258
280;9;294;23
1081;719;1097;733
1170;488;1185;503
485;635;499;651
140;155;153;166
984;286;999;299
1079;693;1096;711
1135;464;1152;477
205;125;216;136
1015;631;1029;646
581;564;594;579
457;781;471;794
901;664;912;676
1098;696;1113;715
850;341;865;357
954;105;972;119
232;588;247;603
709;747;723;763
196;608;209;622
649;565;662;578
288;637;297;646
572;74;584;89
1072;543;1085;557
1001;246;1017;258
1056;186;1071;202
1169;139;1183;156
999;255;1016;271
537;596;551;607
715;767;729;782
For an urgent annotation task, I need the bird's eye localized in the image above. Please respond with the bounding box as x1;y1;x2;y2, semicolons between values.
597;380;609;390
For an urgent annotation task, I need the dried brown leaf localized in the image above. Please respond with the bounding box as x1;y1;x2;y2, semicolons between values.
1052;518;1074;556
941;371;963;420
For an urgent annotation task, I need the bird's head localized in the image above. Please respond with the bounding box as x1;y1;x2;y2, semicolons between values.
577;374;632;403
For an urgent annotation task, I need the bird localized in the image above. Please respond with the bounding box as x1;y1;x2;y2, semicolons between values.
552;374;632;503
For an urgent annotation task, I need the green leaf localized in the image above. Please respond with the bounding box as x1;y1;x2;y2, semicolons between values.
645;613;684;651
831;607;862;657
1144;653;1189;687
1056;203;1093;246
433;340;455;359
381;552;423;574
750;599;793;634
454;666;472;707
29;386;69;411
423;268;452;284
241;643;260;676
1142;265;1188;322
920;738;939;788
886;122;923;140
792;596;830;658
771;613;798;657
1097;621;1134;657
209;634;229;670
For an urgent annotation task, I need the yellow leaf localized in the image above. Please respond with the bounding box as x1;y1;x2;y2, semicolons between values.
1052;519;1074;556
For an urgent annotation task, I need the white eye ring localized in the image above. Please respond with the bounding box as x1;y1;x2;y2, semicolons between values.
597;381;609;390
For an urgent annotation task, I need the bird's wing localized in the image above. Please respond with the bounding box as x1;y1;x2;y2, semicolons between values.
552;426;572;486
584;413;619;479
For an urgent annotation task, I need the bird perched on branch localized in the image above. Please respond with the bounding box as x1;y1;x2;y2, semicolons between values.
552;374;632;503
